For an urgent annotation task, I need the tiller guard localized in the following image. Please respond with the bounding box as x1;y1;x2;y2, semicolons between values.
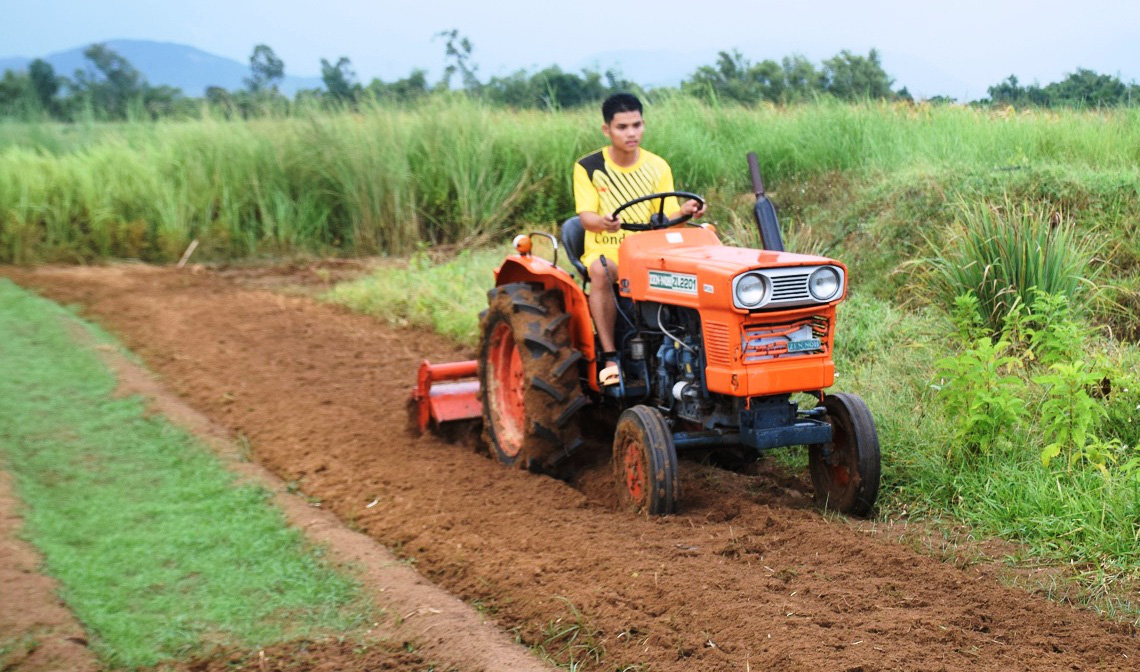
411;359;482;433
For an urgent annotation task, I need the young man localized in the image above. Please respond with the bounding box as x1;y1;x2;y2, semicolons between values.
572;92;706;385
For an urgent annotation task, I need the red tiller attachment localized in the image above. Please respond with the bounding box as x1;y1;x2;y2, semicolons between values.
411;359;482;433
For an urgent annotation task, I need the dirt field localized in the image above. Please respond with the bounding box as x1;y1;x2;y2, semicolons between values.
2;263;1136;672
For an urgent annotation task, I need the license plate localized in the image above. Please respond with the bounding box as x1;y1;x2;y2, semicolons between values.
786;337;822;353
648;270;698;295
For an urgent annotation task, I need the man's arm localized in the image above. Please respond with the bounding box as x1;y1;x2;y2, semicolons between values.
580;210;622;233
656;162;706;222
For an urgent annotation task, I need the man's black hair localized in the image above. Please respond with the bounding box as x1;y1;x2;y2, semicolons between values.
602;93;642;123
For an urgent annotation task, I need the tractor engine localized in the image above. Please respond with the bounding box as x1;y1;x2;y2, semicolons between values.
633;303;731;428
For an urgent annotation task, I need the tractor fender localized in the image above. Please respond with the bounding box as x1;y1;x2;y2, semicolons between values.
494;256;598;391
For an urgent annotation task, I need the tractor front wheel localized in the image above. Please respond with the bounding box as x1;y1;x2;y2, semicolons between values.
478;283;587;473
808;392;880;516
612;405;679;515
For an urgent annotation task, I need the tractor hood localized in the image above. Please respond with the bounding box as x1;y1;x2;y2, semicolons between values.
620;226;835;273
618;226;847;311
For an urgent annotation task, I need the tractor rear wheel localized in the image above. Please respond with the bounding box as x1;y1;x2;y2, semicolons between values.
612;405;679;515
808;392;880;516
478;283;587;473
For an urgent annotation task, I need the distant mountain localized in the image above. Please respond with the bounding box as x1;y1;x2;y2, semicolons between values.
0;40;323;97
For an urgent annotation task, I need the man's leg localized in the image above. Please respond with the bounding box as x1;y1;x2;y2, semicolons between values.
588;257;618;369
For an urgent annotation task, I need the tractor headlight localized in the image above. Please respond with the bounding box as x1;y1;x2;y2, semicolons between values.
808;267;841;301
734;273;767;308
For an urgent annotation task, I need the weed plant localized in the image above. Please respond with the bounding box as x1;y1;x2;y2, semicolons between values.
0;279;377;667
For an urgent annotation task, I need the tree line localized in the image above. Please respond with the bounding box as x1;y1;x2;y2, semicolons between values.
1;33;1137;121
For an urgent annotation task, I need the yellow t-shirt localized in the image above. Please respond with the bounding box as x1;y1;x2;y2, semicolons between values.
573;147;680;270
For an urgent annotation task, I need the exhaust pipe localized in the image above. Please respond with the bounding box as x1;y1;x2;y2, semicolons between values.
747;152;785;252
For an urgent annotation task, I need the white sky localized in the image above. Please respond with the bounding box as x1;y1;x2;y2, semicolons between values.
3;0;1138;100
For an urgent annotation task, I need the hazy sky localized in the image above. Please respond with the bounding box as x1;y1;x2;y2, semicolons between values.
4;0;1139;100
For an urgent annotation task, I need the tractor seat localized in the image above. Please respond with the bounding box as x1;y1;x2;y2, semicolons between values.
561;216;588;280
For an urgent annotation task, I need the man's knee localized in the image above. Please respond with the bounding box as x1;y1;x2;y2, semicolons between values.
589;257;617;285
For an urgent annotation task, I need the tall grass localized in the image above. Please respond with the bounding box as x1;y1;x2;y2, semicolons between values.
2;100;1138;263
926;197;1102;330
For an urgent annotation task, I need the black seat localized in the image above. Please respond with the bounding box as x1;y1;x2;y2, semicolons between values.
561;216;588;280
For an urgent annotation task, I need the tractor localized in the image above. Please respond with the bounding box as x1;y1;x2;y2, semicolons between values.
412;153;880;516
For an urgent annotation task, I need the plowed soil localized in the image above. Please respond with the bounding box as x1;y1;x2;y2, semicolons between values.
3;264;1136;672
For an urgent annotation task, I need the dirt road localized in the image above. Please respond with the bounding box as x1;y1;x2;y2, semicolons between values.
4;264;1135;672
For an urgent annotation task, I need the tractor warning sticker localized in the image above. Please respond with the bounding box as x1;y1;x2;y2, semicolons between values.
648;270;698;295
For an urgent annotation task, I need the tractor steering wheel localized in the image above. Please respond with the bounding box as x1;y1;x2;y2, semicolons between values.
611;191;706;232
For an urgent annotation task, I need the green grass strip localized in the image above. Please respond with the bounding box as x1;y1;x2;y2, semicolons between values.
0;279;375;668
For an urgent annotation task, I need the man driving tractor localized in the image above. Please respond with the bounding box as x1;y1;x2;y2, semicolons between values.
570;93;706;385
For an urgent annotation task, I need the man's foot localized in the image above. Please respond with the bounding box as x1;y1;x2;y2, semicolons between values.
598;360;620;386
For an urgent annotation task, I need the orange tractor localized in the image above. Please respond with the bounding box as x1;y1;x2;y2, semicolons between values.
413;153;880;516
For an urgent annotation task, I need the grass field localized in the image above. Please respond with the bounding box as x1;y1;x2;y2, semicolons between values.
0;279;378;667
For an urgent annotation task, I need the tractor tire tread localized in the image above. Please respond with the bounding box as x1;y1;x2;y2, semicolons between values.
531;376;566;403
553;350;583;378
556;395;590;428
524;335;560;356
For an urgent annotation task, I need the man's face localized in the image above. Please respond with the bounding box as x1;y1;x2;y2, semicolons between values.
603;110;644;152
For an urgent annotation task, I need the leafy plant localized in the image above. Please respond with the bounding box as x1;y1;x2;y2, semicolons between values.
933;334;1026;456
1024;291;1090;367
1034;360;1113;472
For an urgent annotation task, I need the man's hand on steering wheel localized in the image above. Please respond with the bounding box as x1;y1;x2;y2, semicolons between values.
679;198;707;220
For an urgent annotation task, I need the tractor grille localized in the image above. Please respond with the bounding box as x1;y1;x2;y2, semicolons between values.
769;273;812;304
742;315;829;363
703;321;733;366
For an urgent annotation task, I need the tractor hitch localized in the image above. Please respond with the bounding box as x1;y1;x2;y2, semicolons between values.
411;359;482;433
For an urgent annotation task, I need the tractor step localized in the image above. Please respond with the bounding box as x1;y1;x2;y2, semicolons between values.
411;360;482;433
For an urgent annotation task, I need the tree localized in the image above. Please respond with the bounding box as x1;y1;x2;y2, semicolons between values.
781;54;823;102
988;74;1049;107
72;43;146;119
436;29;479;90
484;66;621;109
321;57;359;103
682;50;824;105
820;49;894;100
1045;68;1127;107
246;44;284;93
0;69;34;116
367;70;430;103
683;50;762;103
28;59;59;113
